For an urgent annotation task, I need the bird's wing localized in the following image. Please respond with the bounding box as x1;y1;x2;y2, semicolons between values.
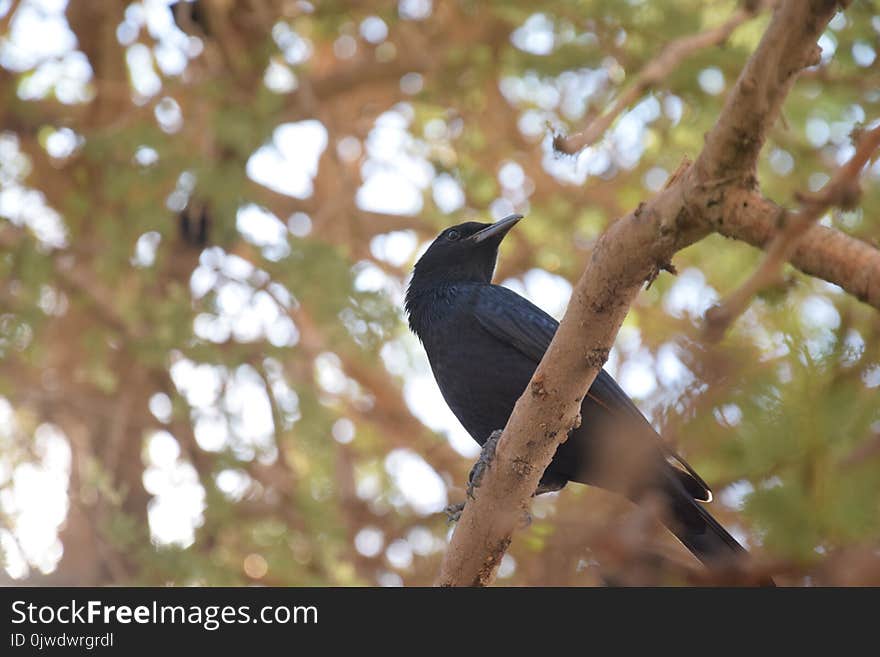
473;286;650;422
472;285;654;424
473;284;712;502
472;284;558;363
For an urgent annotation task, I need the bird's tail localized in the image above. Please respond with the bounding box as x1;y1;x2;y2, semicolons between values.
665;489;775;586
669;492;745;563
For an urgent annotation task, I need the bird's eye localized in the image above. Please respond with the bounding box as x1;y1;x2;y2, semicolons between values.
446;229;461;241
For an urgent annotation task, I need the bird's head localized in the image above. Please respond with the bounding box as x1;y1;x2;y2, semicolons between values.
409;214;522;288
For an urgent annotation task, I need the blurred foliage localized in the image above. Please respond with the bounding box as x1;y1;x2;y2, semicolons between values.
0;0;879;586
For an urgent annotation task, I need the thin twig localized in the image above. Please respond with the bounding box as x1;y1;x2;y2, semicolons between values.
0;0;20;35
553;2;769;155
705;123;880;341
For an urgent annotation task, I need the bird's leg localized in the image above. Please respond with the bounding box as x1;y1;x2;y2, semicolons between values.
467;429;502;500
446;433;569;524
444;430;503;523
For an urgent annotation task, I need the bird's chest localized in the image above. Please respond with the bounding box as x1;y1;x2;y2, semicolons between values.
420;312;533;442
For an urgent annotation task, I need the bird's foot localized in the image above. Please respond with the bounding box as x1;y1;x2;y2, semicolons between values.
445;430;504;523
467;429;502;500
444;502;465;523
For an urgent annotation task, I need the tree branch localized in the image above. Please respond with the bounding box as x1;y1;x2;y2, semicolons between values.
0;0;20;34
696;0;833;183
706;123;880;338
436;0;841;587
553;1;769;155
715;189;880;309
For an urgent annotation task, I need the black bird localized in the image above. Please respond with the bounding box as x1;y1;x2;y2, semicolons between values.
406;215;761;579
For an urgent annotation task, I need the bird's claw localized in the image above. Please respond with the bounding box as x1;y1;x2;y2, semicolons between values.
444;502;465;523
448;430;550;525
445;430;503;523
467;429;502;500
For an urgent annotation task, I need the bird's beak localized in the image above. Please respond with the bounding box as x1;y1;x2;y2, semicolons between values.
470;214;523;243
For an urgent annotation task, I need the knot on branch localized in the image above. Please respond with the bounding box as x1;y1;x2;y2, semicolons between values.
470;537;512;587
551;126;586;157
530;374;549;399
512;457;534;478
803;44;822;70
585;347;611;368
645;261;678;289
